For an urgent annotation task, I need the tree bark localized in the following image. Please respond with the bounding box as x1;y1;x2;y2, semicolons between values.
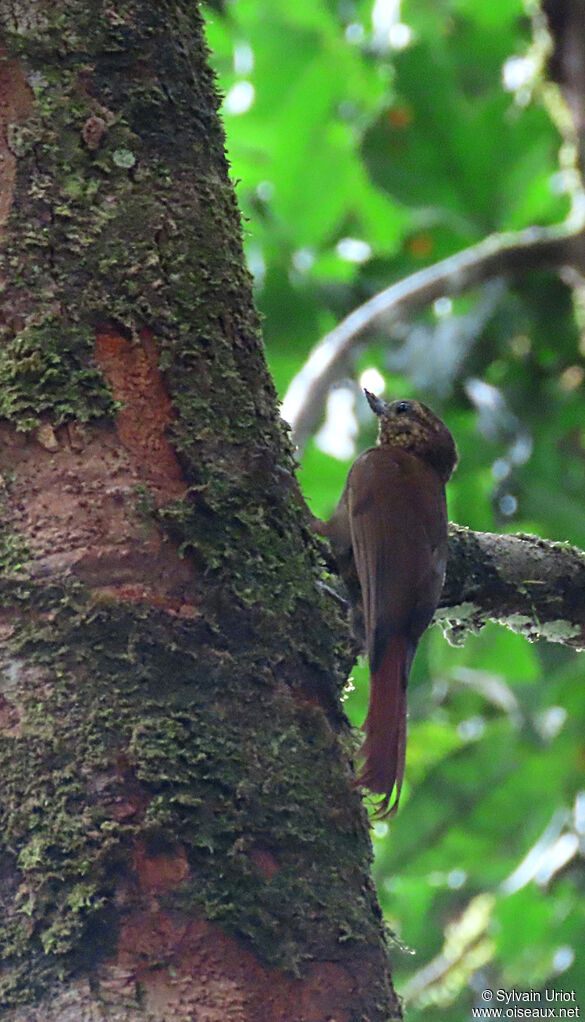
0;4;399;1020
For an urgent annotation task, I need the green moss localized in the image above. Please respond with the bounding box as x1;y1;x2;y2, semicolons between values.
0;323;116;430
0;473;30;574
0;595;373;1005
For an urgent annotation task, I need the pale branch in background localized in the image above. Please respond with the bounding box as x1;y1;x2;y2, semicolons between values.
284;210;585;454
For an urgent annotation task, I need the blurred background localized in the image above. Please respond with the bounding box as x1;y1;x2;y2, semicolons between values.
204;1;585;1017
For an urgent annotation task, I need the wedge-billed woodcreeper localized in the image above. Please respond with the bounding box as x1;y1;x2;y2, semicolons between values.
317;391;457;815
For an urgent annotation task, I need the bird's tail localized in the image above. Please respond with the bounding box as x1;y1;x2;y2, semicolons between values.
358;635;410;817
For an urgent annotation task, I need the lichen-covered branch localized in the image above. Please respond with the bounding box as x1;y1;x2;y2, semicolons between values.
283;213;585;452
439;525;585;649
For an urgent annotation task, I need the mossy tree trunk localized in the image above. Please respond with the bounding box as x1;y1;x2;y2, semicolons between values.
0;2;399;1020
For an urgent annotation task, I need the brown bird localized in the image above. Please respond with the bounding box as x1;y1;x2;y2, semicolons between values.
318;392;457;815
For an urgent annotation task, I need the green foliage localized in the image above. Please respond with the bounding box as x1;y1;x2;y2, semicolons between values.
206;0;585;1017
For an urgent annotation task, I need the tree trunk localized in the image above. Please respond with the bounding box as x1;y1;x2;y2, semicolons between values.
0;3;398;1019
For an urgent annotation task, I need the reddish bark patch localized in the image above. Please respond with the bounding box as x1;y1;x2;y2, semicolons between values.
0;423;197;612
249;846;280;880
105;908;358;1022
133;841;190;894
95;327;185;490
0;326;195;611
0;49;34;231
0;326;197;610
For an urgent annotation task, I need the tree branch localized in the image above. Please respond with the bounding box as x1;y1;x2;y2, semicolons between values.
439;525;585;650
283;211;585;453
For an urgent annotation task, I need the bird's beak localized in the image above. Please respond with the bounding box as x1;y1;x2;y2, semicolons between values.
364;389;388;417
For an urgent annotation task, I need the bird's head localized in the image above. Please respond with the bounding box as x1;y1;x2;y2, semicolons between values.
364;390;458;482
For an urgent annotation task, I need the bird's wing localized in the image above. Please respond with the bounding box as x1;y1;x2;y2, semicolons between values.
347;445;448;671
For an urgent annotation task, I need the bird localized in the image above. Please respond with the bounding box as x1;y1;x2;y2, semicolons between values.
316;391;457;815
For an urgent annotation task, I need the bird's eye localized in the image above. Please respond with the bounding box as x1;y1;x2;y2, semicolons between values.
395;400;412;415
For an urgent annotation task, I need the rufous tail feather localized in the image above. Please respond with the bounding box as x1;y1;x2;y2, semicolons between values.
358;635;409;817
